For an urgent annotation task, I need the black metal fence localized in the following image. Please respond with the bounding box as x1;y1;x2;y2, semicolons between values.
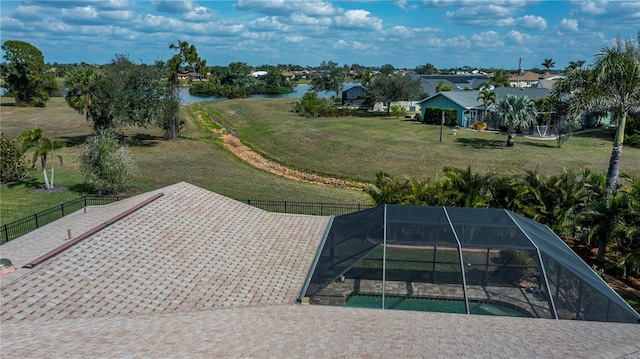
241;199;373;216
1;197;372;245
1;195;122;244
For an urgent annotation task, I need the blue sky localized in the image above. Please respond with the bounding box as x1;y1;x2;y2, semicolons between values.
1;0;638;70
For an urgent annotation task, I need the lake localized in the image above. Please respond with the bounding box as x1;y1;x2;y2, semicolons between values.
1;83;361;104
178;83;360;104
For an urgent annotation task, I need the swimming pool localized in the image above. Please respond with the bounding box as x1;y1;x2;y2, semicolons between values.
346;294;530;317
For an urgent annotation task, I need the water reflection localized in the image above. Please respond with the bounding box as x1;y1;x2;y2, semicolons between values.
178;83;360;104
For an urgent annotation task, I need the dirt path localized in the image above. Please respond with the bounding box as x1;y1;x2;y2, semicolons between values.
192;106;369;191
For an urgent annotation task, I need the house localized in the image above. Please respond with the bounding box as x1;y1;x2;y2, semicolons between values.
410;73;490;95
250;70;268;78
509;71;543;88
417;91;485;127
2;182;639;357
536;75;565;89
341;85;367;108
418;88;551;127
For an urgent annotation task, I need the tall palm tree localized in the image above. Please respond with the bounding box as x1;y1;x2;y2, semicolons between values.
476;87;497;124
493;94;537;146
541;58;556;70
167;41;205;140
64;66;102;125
553;34;640;192
16;127;64;190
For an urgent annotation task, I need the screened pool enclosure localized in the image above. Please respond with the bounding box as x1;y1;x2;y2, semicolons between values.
298;205;640;324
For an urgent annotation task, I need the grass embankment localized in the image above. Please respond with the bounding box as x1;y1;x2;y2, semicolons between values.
203;98;640;182
0;97;368;223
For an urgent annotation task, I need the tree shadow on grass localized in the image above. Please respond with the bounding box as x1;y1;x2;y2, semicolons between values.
519;141;556;149
7;177;42;190
59;135;90;147
67;182;98;195
126;133;162;147
455;138;504;149
574;128;615;141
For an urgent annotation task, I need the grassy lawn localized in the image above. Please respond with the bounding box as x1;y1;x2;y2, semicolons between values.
4;96;640;223
203;98;640;182
0;97;369;224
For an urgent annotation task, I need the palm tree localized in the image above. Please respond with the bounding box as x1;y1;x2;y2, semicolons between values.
541;58;556;70
566;60;585;70
553;33;640;192
16;127;64;190
64;66;102;125
438;167;492;207
476;87;497;124
489;69;510;87
167;41;205;140
493;94;537;146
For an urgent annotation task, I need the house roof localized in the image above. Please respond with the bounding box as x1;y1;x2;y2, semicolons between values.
2;182;639;357
493;87;551;100
411;74;489;94
509;71;542;82
418;91;484;109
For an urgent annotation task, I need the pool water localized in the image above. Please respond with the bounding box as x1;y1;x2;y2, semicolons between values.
346;294;529;317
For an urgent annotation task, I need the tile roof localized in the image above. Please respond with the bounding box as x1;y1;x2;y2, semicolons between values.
2;182;639;357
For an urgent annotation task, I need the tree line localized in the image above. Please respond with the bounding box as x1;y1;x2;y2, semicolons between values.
364;167;640;279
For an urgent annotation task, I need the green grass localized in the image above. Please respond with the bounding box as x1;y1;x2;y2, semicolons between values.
203;98;640;182
0;97;368;224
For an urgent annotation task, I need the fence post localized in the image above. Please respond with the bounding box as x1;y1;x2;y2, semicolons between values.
84;195;87;207
3;224;8;244
247;199;251;206
34;213;39;228
284;201;287;213
61;203;65;217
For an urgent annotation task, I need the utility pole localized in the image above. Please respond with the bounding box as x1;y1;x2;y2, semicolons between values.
439;111;444;142
516;57;522;87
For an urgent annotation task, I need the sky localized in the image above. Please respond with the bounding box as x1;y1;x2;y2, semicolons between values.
1;0;639;70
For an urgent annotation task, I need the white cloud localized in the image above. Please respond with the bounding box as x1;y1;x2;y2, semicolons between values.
334;9;383;30
288;12;332;26
285;35;305;43
471;30;504;48
182;6;219;22
234;0;341;17
558;18;579;32
248;16;288;31
518;15;547;30
151;0;194;14
333;39;372;51
505;29;536;44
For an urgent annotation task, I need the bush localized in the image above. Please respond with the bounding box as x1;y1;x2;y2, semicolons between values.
390;104;407;118
491;249;535;285
79;129;137;194
472;121;487;131
626;134;640;148
422;108;458;126
0;133;30;183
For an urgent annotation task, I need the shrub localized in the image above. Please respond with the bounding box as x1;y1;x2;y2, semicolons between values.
390;104;407;118
472;121;487;131
0;133;30;183
491;249;536;285
79;129;137;194
422;108;457;126
626;134;640;148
